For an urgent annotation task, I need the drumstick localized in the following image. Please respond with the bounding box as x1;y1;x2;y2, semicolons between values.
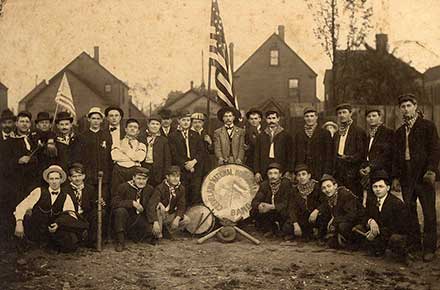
191;212;205;237
233;226;261;245
197;227;223;244
193;210;213;235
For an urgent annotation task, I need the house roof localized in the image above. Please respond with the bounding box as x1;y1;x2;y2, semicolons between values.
0;82;8;90
234;33;318;77
425;65;440;82
19;80;48;105
163;86;218;110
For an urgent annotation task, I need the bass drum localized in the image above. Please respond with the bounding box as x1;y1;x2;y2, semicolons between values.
201;164;259;223
185;205;216;235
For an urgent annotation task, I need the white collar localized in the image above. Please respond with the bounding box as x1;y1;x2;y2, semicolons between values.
48;187;61;194
109;124;120;129
378;193;388;202
89;128;100;133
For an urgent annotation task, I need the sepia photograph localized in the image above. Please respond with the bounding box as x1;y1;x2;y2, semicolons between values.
0;0;439;289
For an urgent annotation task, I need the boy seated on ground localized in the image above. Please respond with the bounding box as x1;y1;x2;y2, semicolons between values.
14;165;83;253
112;167;155;252
319;174;362;249
353;170;410;263
150;166;191;240
288;164;327;240
63;163;104;248
250;163;293;238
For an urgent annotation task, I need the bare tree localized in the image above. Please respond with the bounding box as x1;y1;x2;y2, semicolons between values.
0;0;6;17
128;80;159;114
306;0;373;107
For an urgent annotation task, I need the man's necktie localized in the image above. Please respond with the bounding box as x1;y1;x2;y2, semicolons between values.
51;191;59;195
110;127;117;132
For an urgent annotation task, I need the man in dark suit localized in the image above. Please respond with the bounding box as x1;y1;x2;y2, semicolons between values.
391;94;440;262
354;170;409;262
333;103;368;198
168;111;205;206
158;108;176;138
191;112;214;177
105;106;124;149
294;107;333;180
213;107;245;165
359;108;394;206
54;111;78;171
254;110;294;183
141;115;171;187
244;108;263;171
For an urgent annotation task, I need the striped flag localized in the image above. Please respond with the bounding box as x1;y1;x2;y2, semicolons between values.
209;0;238;110
55;73;76;119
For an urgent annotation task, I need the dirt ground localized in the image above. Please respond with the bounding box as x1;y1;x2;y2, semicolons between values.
1;190;439;290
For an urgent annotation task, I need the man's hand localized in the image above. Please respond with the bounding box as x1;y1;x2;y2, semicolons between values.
258;203;272;214
18;156;31;164
293;222;302;237
171;216;181;230
368;219;380;237
391;178;401;192
236;159;242;164
204;134;212;145
184;159;197;171
48;223;58;233
423;170;436;186
255;173;263;183
359;166;371;176
15;221;24;238
308;209;319;224
133;201;144;213
152;221;161;237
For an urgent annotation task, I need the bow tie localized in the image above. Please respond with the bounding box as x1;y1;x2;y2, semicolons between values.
226;126;233;130
110;127;118;132
51;191;59;195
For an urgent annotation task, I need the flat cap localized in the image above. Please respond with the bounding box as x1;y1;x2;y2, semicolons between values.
335;103;353;113
267;162;282;172
398;93;417;105
365;107;381;117
246;108;263;119
166;165;181;175
17;111;32;120
133;167;150;177
191;112;205;121
303;107;317;115
294;163;310;174
320;174;336;184
177;110;192;119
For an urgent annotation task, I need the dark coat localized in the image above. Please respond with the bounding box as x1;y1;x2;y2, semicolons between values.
192;129;214;176
160;126;176;138
392;117;440;182
363;125;394;174
55;133;79;171
294;127;334;179
63;183;97;214
244;125;263;170
254;128;294;175
289;181;327;223
362;193;408;238
73;129;113;185
149;180;186;220
140;134;171;185
168;130;204;176
251;178;292;217
321;186;361;226
0;133;16;209
112;182;155;222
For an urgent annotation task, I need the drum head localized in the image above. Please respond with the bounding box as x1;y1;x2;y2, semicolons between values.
201;164;259;223
185;205;215;235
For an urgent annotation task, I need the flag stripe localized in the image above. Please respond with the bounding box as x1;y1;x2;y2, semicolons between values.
55;73;76;118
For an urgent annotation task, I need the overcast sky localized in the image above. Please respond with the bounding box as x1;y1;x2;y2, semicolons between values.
0;0;439;110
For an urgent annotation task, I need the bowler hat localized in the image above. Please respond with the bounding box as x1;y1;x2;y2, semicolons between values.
35;112;53;123
267;162;282;172
217;107;241;122
158;108;173;119
43;165;67;183
320;174;336;184
335;103;353;113
55;111;74;123
246;108;263;119
87;107;104;118
104;106;124;118
166;165;181;175
370;169;390;185
294;163;310;174
398;93;417;105
0;109;16;122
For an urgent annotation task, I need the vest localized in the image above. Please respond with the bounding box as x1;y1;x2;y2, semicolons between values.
33;187;67;224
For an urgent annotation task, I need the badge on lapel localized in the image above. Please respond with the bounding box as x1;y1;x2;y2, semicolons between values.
101;141;107;149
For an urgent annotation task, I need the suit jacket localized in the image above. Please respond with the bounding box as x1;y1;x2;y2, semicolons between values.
192;129;214;176
251;178;292;217
294;127;334;179
334;124;367;179
73;129;113;185
244;125;263;170
160;126;176;138
254;128;294;174
392;117;440;182
289;181;327;223
321;186;361;226
63;183;97;214
149;180;186;220
140;134;171;185
112;181;155;221
55;133;79;171
214;126;245;163
362;193;408;238
363;125;394;174
168;130;204;176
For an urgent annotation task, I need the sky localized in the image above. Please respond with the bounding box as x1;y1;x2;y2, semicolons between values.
0;0;439;110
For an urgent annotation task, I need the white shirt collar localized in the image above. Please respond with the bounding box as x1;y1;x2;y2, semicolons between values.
48;187;61;194
89;128;100;133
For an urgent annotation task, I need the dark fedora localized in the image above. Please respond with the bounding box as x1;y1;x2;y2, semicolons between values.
55;111;74;123
0;109;16;122
370;169;390;185
104;106;124;118
35;112;53;123
246;108;263;119
158;108;173;119
217;107;241;122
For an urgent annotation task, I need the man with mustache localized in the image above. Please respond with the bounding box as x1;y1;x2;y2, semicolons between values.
54;111;78;171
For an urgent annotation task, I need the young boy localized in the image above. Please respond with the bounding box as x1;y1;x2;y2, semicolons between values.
63;163;102;248
150;166;190;240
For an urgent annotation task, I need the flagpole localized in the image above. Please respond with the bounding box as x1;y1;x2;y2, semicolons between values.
207;58;212;134
51;103;59;132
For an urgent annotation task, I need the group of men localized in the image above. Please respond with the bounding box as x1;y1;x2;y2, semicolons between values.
0;92;437;262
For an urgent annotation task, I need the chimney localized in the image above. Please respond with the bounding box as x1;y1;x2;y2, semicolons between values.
278;25;285;41
375;34;388;54
190;80;194;89
93;46;100;62
229;42;234;72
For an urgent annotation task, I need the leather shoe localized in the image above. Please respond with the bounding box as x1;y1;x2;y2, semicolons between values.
423;252;436;262
115;242;124;252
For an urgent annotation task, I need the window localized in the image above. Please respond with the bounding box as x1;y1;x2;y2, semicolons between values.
105;84;112;93
270;49;279;66
288;78;299;98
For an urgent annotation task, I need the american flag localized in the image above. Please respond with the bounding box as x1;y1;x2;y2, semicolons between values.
209;0;238;109
55;73;77;119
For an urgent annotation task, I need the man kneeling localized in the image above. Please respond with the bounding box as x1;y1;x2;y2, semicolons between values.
354;170;409;262
112;167;155;252
251;163;292;237
15;165;82;253
150;166;190;240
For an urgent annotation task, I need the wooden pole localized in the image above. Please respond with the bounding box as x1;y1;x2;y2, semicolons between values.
97;171;104;251
51;103;60;132
207;58;212;133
